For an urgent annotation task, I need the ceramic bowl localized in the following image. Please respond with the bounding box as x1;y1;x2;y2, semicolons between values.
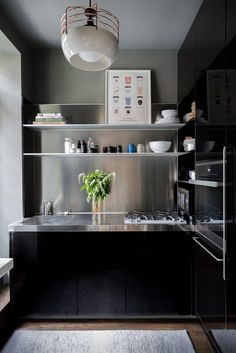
161;109;177;119
197;141;215;152
149;141;171;153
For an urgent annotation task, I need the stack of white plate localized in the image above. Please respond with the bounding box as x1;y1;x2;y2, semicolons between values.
155;109;180;124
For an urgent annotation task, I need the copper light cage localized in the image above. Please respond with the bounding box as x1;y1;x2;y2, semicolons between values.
61;3;119;41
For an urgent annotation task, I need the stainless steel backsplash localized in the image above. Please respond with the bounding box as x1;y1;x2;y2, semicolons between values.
23;103;178;215
32;156;177;214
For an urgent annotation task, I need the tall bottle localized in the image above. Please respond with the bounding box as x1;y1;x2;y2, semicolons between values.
87;137;94;153
77;140;81;153
82;140;87;153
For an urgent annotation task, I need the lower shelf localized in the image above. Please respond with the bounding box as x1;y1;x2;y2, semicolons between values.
23;152;189;157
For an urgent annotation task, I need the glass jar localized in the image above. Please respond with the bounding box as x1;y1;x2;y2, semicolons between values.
64;138;73;154
183;137;195;152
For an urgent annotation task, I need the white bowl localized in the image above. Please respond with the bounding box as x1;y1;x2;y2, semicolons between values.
149;141;171;153
155;117;180;124
197;141;215;152
161;109;177;119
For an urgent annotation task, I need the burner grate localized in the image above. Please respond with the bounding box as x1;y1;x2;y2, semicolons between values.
124;211;186;224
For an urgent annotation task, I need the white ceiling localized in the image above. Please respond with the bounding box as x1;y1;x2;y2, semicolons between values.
0;0;203;50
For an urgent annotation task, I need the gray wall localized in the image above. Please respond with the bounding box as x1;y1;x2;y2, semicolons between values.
32;49;177;104
0;11;33;258
0;10;32;100
0;52;22;257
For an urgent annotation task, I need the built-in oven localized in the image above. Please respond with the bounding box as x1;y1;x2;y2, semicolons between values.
195;158;224;249
195;147;236;281
196;159;223;181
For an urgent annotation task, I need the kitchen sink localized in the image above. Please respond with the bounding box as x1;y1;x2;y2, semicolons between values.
21;215;79;226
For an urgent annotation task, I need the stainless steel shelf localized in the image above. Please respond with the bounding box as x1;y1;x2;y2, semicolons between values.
24;152;189;157
23;124;185;131
178;179;223;187
24;102;176;106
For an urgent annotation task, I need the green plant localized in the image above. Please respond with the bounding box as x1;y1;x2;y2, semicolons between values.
78;169;116;204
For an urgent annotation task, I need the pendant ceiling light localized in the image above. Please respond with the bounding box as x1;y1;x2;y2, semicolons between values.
61;1;119;71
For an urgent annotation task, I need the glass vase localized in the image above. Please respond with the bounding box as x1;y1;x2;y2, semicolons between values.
92;199;102;224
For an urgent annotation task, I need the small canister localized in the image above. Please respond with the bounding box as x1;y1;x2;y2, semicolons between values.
117;145;122;153
137;144;145;153
127;144;136;153
183;137;195;152
64;138;73;154
71;142;77;153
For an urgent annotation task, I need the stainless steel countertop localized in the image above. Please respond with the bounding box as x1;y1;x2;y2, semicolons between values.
8;214;192;233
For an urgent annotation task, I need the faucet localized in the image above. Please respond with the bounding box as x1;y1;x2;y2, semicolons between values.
42;201;53;215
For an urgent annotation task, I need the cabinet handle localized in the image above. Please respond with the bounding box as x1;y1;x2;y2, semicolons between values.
193;237;223;262
223;146;226;279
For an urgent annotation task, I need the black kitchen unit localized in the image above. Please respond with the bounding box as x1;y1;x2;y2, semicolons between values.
9;227;192;319
178;0;236;351
10;230;193;319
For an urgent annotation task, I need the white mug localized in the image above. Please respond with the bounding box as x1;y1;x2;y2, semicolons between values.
137;144;145;153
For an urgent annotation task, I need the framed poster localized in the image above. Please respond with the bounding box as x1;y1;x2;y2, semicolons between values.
105;70;151;124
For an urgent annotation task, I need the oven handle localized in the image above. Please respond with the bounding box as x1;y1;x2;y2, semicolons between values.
193;237;223;262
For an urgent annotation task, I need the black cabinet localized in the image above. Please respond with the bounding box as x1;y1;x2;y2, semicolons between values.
194;238;225;351
178;1;236;350
10;231;193;319
225;0;236;341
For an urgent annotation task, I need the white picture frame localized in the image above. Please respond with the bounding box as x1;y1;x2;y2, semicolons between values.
105;70;151;124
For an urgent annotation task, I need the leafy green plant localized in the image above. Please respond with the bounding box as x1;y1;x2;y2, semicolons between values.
78;169;116;204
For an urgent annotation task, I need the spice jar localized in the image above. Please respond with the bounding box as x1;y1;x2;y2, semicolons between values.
183;136;195;152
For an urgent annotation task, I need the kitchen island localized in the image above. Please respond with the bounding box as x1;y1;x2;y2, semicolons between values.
9;214;193;320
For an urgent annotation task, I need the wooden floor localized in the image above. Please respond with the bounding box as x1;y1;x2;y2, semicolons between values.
19;321;215;353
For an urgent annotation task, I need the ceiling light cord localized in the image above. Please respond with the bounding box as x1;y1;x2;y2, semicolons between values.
85;1;96;26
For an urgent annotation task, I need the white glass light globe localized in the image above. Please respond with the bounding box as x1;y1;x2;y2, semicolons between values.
61;26;118;71
79;51;103;63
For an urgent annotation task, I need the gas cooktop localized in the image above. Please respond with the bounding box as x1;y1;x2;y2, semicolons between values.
124;211;187;224
196;215;223;224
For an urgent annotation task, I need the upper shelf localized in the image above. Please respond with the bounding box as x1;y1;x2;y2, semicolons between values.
23;123;186;131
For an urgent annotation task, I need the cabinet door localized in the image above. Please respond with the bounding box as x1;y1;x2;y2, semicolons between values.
195;0;226;80
224;0;236;342
225;0;236;280
177;18;196;120
140;232;192;315
11;232;78;318
194;239;225;350
195;0;226;127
